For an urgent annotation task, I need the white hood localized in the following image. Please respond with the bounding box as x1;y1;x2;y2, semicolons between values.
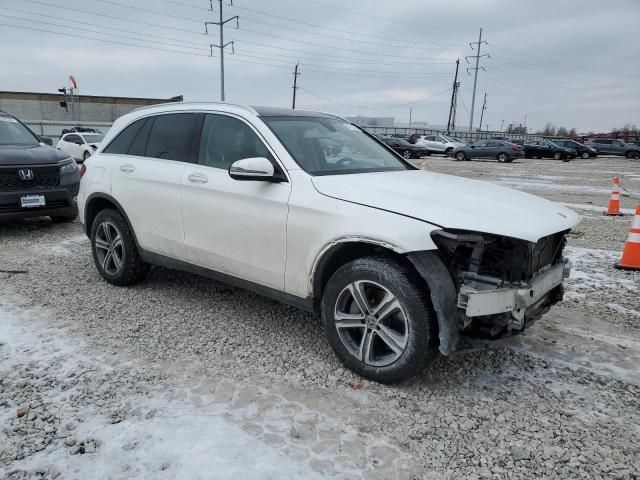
312;170;580;243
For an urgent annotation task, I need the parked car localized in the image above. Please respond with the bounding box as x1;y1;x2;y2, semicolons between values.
585;138;640;158
550;139;597;159
380;136;430;159
61;126;102;135
78;103;579;384
523;140;575;161
56;132;105;162
415;134;466;155
0;111;79;222
450;140;523;162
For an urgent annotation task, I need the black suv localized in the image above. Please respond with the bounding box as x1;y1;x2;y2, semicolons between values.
0;112;80;222
550;139;597;159
380;136;430;159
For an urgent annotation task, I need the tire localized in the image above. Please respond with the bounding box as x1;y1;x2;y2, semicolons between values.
402;150;412;159
83;151;91;162
581;151;590;159
90;209;149;286
321;256;438;384
50;214;77;223
553;152;562;160
497;152;509;163
505;158;515;163
455;152;465;161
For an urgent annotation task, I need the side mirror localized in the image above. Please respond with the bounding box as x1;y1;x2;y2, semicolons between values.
229;157;284;182
470;145;475;149
39;136;53;146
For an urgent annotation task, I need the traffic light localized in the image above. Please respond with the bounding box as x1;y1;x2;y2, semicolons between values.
58;87;68;111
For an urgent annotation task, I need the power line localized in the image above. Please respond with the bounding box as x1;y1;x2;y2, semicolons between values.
304;0;437;30
228;2;465;48
299;87;452;110
0;13;208;51
3;6;206;46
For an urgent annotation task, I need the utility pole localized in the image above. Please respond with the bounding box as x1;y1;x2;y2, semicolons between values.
500;119;505;132
292;62;300;109
478;93;487;131
466;28;489;132
446;59;460;134
205;0;239;102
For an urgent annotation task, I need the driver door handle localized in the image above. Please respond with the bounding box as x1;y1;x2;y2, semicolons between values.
119;164;135;173
188;173;208;184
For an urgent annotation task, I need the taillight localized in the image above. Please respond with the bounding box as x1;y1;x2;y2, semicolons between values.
512;145;521;151
79;163;87;179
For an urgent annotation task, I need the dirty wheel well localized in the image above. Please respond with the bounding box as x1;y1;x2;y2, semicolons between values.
312;242;425;310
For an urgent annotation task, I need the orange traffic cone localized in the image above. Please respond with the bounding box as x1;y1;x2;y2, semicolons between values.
615;204;640;271
605;177;623;216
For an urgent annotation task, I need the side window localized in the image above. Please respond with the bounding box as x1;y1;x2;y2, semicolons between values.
65;134;79;144
145;113;197;161
486;141;499;147
103;118;147;154
197;114;273;170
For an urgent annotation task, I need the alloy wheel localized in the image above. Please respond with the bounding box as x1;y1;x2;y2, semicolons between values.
94;221;124;275
582;152;590;159
498;153;508;162
456;152;465;161
334;280;408;367
403;150;411;159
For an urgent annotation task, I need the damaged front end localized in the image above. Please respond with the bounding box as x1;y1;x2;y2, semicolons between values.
431;229;570;340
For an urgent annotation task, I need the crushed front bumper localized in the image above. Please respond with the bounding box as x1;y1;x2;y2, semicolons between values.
457;260;570;328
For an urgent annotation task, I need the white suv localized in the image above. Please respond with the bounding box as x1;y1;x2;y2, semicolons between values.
416;134;466;155
78;103;579;383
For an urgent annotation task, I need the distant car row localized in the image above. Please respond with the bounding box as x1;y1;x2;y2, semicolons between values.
376;131;639;162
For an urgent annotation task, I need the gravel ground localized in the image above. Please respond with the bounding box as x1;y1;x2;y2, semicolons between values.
1;155;639;479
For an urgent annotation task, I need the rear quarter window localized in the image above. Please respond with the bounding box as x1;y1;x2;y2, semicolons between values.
102;118;148;154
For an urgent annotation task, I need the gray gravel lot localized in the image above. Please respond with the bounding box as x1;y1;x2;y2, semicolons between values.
1;155;639;479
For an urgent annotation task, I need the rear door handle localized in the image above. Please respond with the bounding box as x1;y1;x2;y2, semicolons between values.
120;164;135;173
187;173;208;184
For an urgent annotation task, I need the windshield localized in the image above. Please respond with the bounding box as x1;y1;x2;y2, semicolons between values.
82;134;105;143
0;116;39;146
262;116;410;176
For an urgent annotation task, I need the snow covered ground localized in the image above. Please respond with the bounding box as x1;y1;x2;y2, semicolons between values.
0;301;324;480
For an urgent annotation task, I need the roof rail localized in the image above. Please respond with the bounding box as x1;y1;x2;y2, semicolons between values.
129;101;257;115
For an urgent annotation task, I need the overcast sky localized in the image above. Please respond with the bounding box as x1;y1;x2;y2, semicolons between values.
0;0;638;133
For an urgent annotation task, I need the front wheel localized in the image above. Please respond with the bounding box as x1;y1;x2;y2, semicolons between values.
321;257;437;384
402;150;412;159
90;209;150;286
497;152;509;163
455;152;466;161
581;151;590;159
553;152;562;160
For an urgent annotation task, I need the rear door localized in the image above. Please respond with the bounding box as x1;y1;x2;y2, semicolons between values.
108;112;197;260
181;113;290;289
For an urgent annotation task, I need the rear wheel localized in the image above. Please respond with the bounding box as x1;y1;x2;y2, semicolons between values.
553;152;562;160
497;152;509;163
402;150;412;159
321;257;437;384
581;151;590;159
90;209;149;286
455;152;466;161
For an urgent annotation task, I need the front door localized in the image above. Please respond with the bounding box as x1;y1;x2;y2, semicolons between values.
181;113;290;290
